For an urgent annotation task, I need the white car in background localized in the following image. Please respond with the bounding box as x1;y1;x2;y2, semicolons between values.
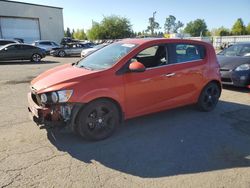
81;44;108;57
32;40;59;53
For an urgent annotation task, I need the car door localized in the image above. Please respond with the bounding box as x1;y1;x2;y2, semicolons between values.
74;44;84;55
20;45;35;59
124;43;206;118
123;44;174;117
0;45;22;60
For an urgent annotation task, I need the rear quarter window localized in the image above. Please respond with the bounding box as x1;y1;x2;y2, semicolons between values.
169;43;206;64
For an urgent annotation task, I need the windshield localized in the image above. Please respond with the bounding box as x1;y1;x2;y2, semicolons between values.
76;42;137;70
219;44;250;57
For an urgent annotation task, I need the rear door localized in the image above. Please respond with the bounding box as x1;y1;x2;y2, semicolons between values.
164;43;207;105
20;45;36;59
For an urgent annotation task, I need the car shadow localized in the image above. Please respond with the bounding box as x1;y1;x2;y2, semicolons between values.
223;85;250;93
46;101;250;178
0;60;60;65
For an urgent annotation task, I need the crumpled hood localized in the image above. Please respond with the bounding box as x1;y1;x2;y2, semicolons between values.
217;55;250;70
31;64;96;93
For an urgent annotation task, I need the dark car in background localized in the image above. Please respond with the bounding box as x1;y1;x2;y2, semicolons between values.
0;43;46;62
217;42;250;88
50;43;92;57
0;39;19;47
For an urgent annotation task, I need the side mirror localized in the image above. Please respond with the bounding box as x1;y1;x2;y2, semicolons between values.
129;61;146;72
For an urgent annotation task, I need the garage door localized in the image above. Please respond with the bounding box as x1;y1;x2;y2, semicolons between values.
0;17;40;43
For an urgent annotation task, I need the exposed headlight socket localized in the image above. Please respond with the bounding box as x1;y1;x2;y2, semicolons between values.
51;92;59;103
40;93;48;103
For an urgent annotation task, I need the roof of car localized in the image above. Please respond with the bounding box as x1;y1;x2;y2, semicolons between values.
119;38;210;46
0;39;18;42
34;40;56;43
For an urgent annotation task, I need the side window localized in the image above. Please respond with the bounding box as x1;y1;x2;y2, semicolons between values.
40;42;51;45
239;45;250;56
7;45;20;50
169;43;205;64
137;46;158;58
133;45;168;69
22;45;34;50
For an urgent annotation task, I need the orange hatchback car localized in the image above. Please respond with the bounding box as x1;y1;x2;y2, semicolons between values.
28;39;221;140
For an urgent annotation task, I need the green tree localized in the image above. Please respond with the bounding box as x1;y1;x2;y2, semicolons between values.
72;29;75;39
246;23;250;34
231;18;246;35
87;15;132;40
164;15;184;34
87;22;104;40
146;12;160;36
211;27;231;36
73;29;87;40
184;19;208;37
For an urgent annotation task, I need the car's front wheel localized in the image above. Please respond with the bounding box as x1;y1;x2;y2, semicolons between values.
31;53;42;62
76;99;119;141
58;50;66;57
197;82;221;111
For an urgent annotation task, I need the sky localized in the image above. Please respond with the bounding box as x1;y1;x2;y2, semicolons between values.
14;0;250;32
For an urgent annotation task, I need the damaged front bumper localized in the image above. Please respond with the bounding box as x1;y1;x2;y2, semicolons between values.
27;92;80;128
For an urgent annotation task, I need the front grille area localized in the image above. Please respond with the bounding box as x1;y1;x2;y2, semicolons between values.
221;77;233;83
220;68;230;72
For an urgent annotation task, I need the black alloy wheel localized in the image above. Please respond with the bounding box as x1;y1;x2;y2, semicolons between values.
197;82;221;112
77;100;119;141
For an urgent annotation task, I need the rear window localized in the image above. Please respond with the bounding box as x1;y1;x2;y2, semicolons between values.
169;43;206;64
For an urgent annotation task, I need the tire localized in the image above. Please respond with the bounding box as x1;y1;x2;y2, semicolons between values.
197;82;221;112
31;53;42;62
58;50;66;57
76;99;119;141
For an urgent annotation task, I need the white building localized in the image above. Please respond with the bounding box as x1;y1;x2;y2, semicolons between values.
0;0;64;43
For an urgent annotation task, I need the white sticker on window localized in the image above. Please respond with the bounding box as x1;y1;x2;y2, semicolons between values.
121;44;135;48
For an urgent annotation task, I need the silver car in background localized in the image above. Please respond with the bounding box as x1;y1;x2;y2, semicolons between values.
50;43;92;57
32;40;59;53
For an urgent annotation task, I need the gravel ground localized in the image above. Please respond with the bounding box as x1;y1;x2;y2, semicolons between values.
0;56;249;188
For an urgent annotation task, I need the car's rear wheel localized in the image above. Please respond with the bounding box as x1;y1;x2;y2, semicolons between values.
58;50;66;57
76;99;119;141
197;82;221;111
31;53;42;62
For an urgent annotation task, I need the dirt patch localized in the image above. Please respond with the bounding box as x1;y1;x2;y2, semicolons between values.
3;76;35;85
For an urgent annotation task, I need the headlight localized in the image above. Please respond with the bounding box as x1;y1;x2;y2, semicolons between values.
40;90;73;104
235;64;250;71
57;90;73;103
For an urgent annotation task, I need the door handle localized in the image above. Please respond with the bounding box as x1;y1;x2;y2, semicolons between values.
165;73;176;77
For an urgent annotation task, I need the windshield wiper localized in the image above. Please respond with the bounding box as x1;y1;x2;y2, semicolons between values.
79;65;93;70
